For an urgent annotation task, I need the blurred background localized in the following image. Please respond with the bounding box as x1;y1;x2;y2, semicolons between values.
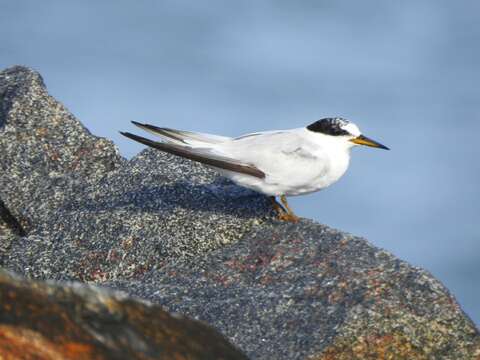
1;1;479;324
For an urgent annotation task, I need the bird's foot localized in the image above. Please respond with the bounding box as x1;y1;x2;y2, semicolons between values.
270;196;300;223
276;212;300;223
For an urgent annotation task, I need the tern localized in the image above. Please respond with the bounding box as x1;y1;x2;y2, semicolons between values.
121;118;389;222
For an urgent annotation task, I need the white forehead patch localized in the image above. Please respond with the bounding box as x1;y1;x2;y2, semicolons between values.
341;122;361;137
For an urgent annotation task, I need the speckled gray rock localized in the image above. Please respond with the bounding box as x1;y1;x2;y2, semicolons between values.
0;66;271;282
110;221;480;359
0;66;124;235
2;148;271;282
0;66;479;359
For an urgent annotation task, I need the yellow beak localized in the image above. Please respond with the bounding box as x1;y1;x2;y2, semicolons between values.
350;135;390;150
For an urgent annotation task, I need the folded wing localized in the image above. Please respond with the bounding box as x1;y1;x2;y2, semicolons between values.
120;131;266;179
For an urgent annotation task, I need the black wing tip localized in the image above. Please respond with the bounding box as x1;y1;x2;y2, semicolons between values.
120;131;148;143
120;131;133;138
131;121;168;132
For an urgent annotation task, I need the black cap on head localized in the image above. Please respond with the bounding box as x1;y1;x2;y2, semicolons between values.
307;118;350;136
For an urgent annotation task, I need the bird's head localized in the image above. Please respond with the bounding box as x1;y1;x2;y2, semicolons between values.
306;117;389;150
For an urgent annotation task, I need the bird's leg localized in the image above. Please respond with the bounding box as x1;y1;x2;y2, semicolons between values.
269;195;299;223
270;196;287;216
279;195;300;223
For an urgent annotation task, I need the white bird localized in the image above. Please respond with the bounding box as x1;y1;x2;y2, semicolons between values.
121;118;389;222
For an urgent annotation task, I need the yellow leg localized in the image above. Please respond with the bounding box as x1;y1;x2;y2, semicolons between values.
270;196;286;215
270;195;299;223
280;195;300;223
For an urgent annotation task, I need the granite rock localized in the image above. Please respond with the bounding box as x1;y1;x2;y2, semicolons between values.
0;66;479;359
111;222;480;359
0;66;124;235
0;66;271;282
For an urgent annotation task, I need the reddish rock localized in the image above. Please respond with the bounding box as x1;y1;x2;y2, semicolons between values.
0;271;247;360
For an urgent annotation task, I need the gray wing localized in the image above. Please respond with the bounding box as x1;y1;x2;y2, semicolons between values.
225;129;318;161
120;132;266;179
219;129;325;185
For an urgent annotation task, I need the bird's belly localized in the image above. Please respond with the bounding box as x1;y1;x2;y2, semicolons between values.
219;157;348;197
282;169;345;196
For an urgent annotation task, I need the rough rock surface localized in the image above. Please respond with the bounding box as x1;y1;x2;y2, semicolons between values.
112;222;480;359
0;66;124;235
0;66;479;359
0;270;247;360
0;66;270;282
